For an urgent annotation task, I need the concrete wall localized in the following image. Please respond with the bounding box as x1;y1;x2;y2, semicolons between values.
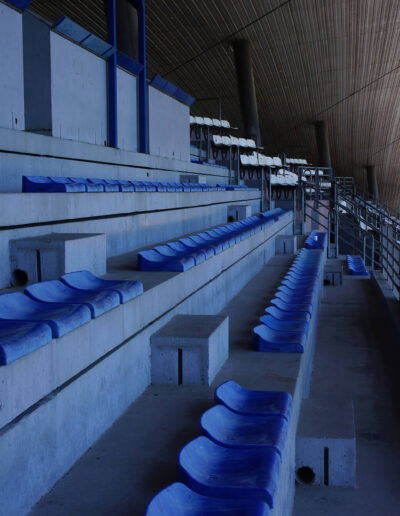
0;3;24;131
0;214;293;515
50;33;107;145
117;67;138;152
149;86;190;162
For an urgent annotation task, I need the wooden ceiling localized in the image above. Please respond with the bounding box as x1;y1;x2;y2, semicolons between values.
28;0;400;211
146;0;400;212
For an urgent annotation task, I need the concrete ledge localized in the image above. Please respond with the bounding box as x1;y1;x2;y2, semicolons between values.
0;213;293;515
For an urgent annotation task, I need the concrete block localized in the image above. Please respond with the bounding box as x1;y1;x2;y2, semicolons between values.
227;204;252;221
324;259;343;286
296;398;356;487
150;314;229;385
10;233;106;285
275;234;297;254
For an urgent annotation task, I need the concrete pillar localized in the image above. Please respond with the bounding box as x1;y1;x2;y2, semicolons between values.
233;39;260;145
313;120;332;168
366;165;379;202
116;0;139;62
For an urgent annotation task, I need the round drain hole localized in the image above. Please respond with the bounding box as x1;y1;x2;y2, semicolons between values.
11;269;28;287
296;466;316;485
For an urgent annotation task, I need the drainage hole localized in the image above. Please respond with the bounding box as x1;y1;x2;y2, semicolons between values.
11;269;28;287
296;466;316;485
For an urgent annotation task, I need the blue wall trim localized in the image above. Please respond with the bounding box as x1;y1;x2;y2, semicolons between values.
116;51;143;76
150;74;195;107
5;0;32;10
106;0;117;148
53;16;114;58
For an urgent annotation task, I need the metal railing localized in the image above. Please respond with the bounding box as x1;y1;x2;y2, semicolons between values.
295;167;399;299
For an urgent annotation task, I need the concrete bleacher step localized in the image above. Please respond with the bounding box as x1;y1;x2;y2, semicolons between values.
296;398;356;487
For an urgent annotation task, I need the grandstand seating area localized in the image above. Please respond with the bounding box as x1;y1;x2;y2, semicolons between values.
1;2;399;516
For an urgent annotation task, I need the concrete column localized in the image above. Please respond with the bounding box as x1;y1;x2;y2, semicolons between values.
233;39;260;145
313;120;331;168
366;165;379;202
116;0;139;62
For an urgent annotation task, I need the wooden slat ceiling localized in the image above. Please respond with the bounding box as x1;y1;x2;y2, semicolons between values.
28;0;400;211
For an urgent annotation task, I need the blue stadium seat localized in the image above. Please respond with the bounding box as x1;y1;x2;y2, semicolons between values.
253;324;306;353
25;280;120;318
112;179;135;192
61;270;143;303
137;249;196;271
166;242;208;264
149;182;167;192
215;380;292;420
0;292;91;338
200;404;288;456
304;231;327;250
154;244;206;265
22;176;85;193
270;298;313;316
275;291;314;305
145;482;270;516
179;237;216;258
87;178;119;192
347;255;368;276
66;177;104;192
259;314;309;333
0;320;52;365
265;305;310;322
129;181;147;192
178;436;281;508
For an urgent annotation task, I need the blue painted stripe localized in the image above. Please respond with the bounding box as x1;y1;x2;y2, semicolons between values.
150;74;195;106
116;51;144;76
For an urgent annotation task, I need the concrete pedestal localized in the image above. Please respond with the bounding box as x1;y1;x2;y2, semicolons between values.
10;232;106;285
275;234;297;254
324;260;343;286
150;314;229;386
228;204;252;221
296;399;356;487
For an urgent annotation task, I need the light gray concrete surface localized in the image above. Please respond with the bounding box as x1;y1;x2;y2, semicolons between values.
0;216;293;515
151;314;229;385
293;274;400;515
296;399;356;486
227;204;252;220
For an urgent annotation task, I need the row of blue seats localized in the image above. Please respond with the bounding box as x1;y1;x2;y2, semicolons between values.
22;176;257;193
146;380;292;515
347;255;368;276
137;209;286;272
0;271;143;365
304;230;327;250
252;246;323;353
